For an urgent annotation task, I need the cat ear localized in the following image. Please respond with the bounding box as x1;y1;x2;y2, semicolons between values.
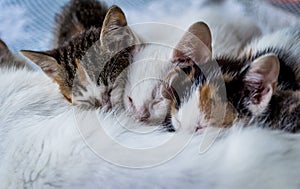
0;39;9;52
172;22;212;67
0;39;10;58
244;54;280;115
100;5;127;38
21;50;73;101
20;50;63;79
100;5;139;50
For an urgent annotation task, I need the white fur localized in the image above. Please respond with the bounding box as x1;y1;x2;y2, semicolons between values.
123;43;173;123
1;69;300;188
171;89;206;131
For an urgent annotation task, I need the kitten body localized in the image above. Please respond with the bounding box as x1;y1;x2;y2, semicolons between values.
255;89;300;132
52;0;108;47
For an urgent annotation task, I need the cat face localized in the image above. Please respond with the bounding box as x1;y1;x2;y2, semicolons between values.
21;6;140;110
166;64;239;132
164;22;280;132
122;44;173;124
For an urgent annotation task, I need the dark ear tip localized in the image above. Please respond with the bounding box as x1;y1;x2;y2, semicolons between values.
191;21;209;29
0;39;9;50
107;5;124;15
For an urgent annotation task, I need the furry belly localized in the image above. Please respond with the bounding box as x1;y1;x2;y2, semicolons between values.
1;69;300;189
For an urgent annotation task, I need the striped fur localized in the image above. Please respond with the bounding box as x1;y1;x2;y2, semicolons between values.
52;0;108;47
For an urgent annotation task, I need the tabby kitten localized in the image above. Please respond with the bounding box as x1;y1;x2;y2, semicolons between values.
52;0;108;47
0;39;33;70
165;24;300;132
21;6;140;110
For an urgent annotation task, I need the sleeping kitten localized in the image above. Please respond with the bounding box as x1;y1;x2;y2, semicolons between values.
168;26;300;132
52;0;108;47
21;6;140;110
0;39;33;70
123;4;261;124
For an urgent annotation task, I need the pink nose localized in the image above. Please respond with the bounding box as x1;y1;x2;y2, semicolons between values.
138;108;150;122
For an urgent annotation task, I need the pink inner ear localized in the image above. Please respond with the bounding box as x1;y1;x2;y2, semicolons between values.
251;86;270;105
172;22;212;67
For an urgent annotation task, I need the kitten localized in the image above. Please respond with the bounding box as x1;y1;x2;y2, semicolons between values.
168;26;300;132
21;6;140;110
52;0;108;47
0;39;33;70
123;5;261;125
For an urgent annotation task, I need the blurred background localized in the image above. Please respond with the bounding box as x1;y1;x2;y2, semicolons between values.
0;0;299;52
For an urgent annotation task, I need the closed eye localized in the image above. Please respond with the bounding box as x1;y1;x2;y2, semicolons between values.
127;96;137;112
149;99;162;109
128;96;133;103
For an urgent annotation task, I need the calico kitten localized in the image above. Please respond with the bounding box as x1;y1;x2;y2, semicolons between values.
21;6;140;110
0;39;33;70
52;0;108;47
168;26;300;133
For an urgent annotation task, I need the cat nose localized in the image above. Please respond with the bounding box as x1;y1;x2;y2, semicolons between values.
138;108;150;122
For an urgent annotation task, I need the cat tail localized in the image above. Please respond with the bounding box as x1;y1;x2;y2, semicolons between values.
0;39;33;70
52;0;108;47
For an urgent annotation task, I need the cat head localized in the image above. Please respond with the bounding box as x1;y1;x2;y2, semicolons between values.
227;54;280;117
161;22;234;131
164;22;280;132
21;6;140;110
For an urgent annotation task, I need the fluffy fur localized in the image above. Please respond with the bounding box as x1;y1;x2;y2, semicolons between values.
1;68;300;189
